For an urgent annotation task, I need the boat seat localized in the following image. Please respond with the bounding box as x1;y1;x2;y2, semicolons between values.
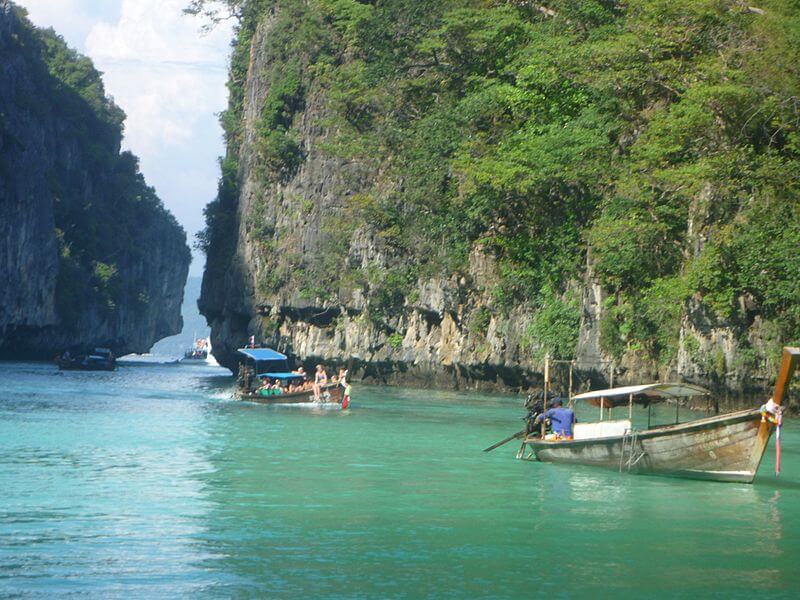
573;419;631;440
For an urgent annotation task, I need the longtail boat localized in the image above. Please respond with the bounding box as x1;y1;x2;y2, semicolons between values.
235;347;346;407
57;347;116;371
238;383;344;405
516;347;799;483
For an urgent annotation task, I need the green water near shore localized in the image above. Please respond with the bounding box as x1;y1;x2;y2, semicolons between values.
1;361;798;597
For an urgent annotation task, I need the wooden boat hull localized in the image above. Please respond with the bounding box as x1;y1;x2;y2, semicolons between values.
238;383;344;406
522;408;769;483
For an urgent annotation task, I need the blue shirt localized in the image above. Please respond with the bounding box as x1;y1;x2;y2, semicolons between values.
537;406;576;437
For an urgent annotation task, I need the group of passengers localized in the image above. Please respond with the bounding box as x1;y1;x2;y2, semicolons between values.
256;364;347;401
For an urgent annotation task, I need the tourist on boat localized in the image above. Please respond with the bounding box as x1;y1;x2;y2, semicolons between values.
313;364;328;401
535;397;576;440
339;368;349;401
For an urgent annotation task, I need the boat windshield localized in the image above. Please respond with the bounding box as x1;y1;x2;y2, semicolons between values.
256;372;304;380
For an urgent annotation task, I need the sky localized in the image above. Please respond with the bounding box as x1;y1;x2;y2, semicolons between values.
16;0;234;276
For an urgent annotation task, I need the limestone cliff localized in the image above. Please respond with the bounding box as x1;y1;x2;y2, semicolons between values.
0;3;190;359
200;1;799;399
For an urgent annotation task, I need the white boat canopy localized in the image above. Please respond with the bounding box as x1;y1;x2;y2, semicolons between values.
573;383;710;407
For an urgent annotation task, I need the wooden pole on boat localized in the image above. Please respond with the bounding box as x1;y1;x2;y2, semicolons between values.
484;430;526;452
545;354;550;399
541;354;550;438
609;361;614;388
771;347;799;406
601;361;613;422
568;361;574;409
751;347;800;475
628;393;633;421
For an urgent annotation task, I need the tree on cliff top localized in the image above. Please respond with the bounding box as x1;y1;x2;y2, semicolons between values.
183;0;273;28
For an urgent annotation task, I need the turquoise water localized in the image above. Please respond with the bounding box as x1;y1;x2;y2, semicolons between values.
1;361;798;598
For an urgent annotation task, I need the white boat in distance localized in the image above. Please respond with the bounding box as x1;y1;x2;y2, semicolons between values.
179;337;218;366
518;347;799;483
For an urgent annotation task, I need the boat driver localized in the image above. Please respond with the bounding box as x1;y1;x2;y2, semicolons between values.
535;397;576;441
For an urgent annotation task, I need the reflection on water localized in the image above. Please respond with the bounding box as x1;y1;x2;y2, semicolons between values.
0;361;799;597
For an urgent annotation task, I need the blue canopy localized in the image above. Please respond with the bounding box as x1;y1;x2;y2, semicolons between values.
258;372;305;380
238;348;287;361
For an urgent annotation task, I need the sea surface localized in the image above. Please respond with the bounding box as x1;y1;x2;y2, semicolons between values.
1;360;798;598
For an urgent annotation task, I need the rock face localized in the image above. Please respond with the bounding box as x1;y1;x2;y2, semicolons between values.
199;3;793;400
200;9;543;390
0;3;190;359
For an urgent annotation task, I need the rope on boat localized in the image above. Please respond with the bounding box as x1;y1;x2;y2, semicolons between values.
761;399;784;477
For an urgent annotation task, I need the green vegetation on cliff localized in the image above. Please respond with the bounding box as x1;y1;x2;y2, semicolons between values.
8;7;188;324
202;0;799;366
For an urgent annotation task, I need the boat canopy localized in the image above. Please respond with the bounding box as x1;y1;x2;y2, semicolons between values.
238;348;287;361
238;348;291;375
573;383;710;408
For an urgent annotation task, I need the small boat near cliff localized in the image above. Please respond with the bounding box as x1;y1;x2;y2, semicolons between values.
236;347;347;407
57;347;116;371
514;347;799;483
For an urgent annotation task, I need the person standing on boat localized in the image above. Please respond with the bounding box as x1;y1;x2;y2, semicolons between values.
313;364;328;401
338;368;350;408
535;397;576;440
